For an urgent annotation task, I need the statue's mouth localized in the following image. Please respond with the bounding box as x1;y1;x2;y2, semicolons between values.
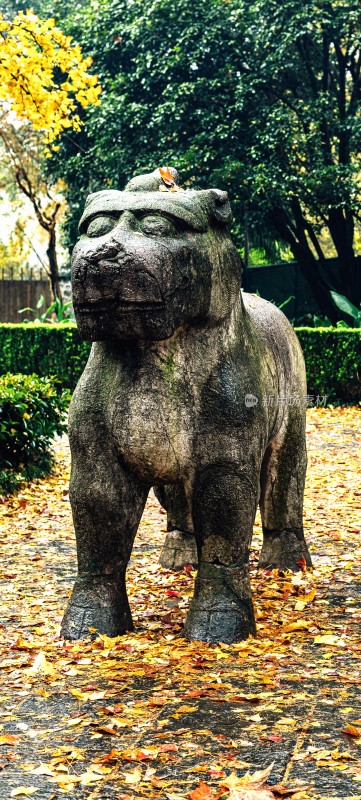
74;299;165;314
73;264;165;314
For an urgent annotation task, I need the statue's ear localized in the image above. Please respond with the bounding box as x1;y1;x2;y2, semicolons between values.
209;189;232;226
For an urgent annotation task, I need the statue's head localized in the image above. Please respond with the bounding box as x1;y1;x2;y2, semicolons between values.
71;168;241;341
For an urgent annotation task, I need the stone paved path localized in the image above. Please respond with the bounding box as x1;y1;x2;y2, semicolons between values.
0;407;360;799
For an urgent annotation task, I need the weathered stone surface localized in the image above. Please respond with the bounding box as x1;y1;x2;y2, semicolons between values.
61;166;311;644
159;530;198;570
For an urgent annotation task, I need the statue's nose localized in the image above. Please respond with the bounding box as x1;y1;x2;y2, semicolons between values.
107;212;164;303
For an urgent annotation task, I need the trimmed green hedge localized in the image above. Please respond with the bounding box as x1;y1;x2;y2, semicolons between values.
0;324;360;401
296;327;361;402
0;373;69;495
0;324;90;391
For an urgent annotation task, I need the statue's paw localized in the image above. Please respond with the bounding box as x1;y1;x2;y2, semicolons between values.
60;577;133;640
184;604;255;644
258;528;313;571
183;563;256;644
159;530;198;570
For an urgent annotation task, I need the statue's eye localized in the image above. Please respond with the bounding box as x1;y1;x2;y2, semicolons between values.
139;215;176;236
86;215;117;237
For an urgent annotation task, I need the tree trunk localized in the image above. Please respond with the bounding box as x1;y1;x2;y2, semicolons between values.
328;208;361;308
288;242;340;325
47;225;62;304
269;208;341;324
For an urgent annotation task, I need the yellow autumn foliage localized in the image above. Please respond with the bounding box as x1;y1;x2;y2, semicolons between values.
0;10;101;145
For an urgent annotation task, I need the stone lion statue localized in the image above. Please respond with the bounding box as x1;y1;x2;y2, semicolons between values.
61;167;311;644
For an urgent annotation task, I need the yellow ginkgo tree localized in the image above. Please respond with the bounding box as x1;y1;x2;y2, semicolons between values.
0;9;101;309
0;9;101;145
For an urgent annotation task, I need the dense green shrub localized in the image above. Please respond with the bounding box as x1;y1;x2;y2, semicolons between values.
0;324;90;391
0;373;70;495
296;328;361;402
0;323;359;401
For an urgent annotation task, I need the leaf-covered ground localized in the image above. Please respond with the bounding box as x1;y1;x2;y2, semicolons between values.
0;407;360;800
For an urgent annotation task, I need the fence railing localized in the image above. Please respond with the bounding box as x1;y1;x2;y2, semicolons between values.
0;279;52;323
0;265;49;282
243;257;346;321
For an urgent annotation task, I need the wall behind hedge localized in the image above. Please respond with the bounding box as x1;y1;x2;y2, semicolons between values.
0;323;360;401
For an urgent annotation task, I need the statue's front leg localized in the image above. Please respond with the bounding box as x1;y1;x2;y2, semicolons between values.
184;464;259;644
61;417;149;640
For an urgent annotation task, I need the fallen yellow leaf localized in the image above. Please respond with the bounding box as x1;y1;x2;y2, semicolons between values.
27;652;58;677
0;734;19;745
66;717;86;727
341;724;361;737
30;765;54;776
283;621;310;632
229;789;274;800
123;766;143;784
314;634;341;646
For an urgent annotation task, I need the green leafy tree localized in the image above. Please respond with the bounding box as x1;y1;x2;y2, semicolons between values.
235;0;361;323
43;0;361;322
42;0;249;244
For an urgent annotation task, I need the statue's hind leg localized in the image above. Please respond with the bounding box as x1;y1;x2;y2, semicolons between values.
155;485;198;569
258;410;312;571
